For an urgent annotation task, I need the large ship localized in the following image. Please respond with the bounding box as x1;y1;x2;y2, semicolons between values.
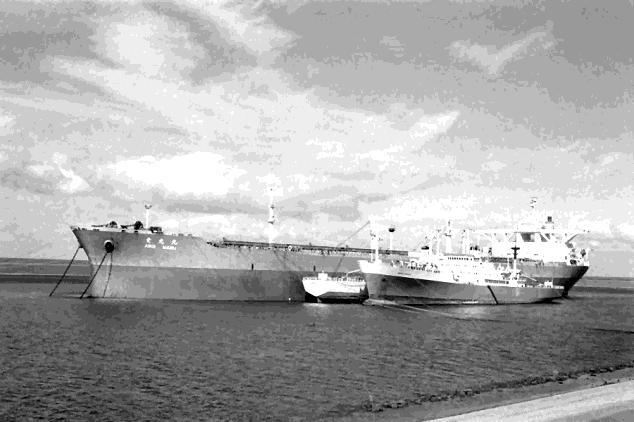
70;201;406;300
360;249;564;305
425;199;589;295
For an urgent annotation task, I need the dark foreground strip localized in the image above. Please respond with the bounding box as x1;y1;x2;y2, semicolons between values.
357;360;634;414
591;327;634;335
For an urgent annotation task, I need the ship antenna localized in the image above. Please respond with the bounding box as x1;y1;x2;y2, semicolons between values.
144;204;152;228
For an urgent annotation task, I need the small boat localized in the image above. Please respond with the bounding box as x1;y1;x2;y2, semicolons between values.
302;271;367;303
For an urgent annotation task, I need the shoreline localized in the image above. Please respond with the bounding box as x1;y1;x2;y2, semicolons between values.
333;362;634;421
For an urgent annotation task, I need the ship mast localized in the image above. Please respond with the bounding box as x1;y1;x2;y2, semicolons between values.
144;204;152;228
267;188;276;247
444;220;452;254
388;226;395;252
529;196;538;227
435;228;442;255
511;231;520;271
461;229;469;254
369;221;380;262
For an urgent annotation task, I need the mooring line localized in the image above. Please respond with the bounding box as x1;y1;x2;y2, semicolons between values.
102;252;113;298
49;246;81;297
381;303;507;323
80;252;108;299
380;304;427;314
401;304;478;320
486;286;499;305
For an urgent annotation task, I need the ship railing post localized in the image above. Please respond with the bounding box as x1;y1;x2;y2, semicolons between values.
49;245;81;297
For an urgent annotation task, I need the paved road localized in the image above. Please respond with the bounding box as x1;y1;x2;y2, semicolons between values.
431;380;634;422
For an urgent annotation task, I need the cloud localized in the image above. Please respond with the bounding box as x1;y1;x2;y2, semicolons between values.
481;160;506;174
93;9;206;80
305;138;345;160
183;0;295;60
0;2;103;83
450;25;556;77
616;223;634;239
409;111;460;142
380;35;405;58
0;109;16;135
104;152;246;198
161;194;263;216
1;93;126;121
348;110;460;177
0;153;90;194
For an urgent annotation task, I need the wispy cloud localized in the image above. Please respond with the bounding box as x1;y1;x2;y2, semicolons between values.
1;153;89;195
450;24;556;77
0;109;16;136
184;0;295;59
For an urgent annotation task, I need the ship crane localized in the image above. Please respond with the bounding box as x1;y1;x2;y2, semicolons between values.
332;220;371;271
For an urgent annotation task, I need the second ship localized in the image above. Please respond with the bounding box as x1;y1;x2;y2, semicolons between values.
360;248;564;305
420;198;589;295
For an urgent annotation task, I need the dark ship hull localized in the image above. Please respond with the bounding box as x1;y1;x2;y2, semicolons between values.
71;227;405;301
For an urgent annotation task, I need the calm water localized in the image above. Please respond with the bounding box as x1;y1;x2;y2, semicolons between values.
1;279;633;421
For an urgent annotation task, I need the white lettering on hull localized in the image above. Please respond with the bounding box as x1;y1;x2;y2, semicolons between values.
145;237;178;250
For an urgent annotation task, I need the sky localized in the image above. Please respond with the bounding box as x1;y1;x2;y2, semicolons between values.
0;0;632;275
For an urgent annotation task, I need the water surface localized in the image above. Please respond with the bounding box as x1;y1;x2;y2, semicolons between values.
1;280;632;421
